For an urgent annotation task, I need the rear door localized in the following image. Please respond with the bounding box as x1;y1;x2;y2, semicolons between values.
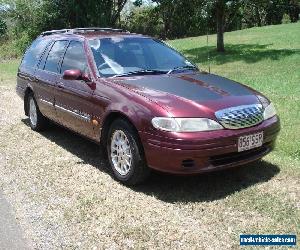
34;40;69;121
55;40;95;139
17;38;50;112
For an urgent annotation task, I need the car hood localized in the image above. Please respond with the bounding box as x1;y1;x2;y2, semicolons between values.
111;72;262;118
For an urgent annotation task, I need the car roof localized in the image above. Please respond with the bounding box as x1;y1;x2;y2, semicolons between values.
39;28;149;41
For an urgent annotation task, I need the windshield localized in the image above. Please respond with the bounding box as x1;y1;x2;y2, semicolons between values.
89;37;196;77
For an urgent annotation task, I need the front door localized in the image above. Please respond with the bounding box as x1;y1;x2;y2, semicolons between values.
55;40;95;139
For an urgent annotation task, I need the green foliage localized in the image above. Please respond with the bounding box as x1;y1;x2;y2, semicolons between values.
2;0;129;53
123;0;299;52
14;31;31;52
0;17;7;36
1;0;299;55
126;0;299;38
133;0;143;7
151;0;208;39
282;13;291;23
241;0;299;27
56;0;128;28
124;6;164;37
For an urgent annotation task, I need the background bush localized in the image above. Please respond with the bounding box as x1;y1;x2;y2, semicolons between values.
282;13;292;23
123;6;164;38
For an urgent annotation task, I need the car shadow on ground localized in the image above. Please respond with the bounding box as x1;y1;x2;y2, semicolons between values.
22;118;280;203
135;162;279;203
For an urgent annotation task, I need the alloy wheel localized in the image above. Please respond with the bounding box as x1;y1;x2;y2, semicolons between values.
29;97;37;127
110;130;132;176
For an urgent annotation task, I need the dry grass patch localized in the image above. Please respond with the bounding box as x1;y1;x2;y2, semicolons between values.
258;175;300;211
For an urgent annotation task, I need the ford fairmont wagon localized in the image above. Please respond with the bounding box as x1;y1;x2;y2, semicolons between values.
16;28;280;185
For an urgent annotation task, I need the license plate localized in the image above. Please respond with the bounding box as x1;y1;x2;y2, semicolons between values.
238;132;263;152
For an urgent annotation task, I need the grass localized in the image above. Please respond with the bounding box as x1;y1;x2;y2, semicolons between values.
0;59;20;86
0;23;299;249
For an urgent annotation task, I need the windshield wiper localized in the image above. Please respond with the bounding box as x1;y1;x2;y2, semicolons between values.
112;69;167;78
167;65;198;75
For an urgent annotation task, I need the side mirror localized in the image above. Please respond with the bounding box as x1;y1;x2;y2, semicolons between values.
63;69;91;82
63;69;81;80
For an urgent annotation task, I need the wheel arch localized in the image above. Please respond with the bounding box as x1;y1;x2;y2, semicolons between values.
100;111;144;154
24;86;34;116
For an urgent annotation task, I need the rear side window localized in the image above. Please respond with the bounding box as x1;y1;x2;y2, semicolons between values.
20;39;50;69
38;41;54;70
44;40;68;74
61;41;88;73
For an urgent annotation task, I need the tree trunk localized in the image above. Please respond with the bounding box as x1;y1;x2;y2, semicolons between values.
255;6;262;26
216;1;225;52
111;0;128;26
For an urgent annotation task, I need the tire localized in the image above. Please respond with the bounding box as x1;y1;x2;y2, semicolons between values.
107;119;150;185
27;93;47;131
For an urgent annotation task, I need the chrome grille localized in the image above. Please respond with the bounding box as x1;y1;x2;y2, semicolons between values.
215;104;263;129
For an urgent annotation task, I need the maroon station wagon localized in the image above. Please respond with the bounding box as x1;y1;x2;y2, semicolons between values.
16;28;280;185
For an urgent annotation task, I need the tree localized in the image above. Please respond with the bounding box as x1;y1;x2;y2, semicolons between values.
151;0;175;39
287;0;300;22
0;17;6;37
151;0;206;39
0;4;8;37
2;0;129;52
3;0;297;54
215;0;226;52
204;0;242;52
124;6;164;37
46;0;128;28
131;0;243;51
242;1;268;27
205;0;299;52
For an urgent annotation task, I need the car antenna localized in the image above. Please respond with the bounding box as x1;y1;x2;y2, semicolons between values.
206;27;211;74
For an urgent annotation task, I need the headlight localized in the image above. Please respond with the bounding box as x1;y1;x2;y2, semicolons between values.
263;103;277;120
151;117;223;132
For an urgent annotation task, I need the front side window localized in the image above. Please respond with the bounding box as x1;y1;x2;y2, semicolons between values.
61;41;88;74
20;38;50;69
44;40;68;74
89;37;194;77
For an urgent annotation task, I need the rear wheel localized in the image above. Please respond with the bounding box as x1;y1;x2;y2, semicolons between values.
107;119;150;185
27;93;47;131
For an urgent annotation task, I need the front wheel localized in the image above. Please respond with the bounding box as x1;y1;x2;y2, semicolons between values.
107;119;150;185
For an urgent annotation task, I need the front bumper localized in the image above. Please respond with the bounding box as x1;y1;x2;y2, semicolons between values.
141;116;280;174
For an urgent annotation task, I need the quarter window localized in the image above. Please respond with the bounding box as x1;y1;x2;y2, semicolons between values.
20;38;50;69
44;40;68;73
61;41;88;73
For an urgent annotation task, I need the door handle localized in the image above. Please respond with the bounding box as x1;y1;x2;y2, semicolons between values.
32;76;39;83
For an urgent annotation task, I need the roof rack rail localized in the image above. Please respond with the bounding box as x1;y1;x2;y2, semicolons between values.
74;27;127;33
41;27;129;36
41;29;72;36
